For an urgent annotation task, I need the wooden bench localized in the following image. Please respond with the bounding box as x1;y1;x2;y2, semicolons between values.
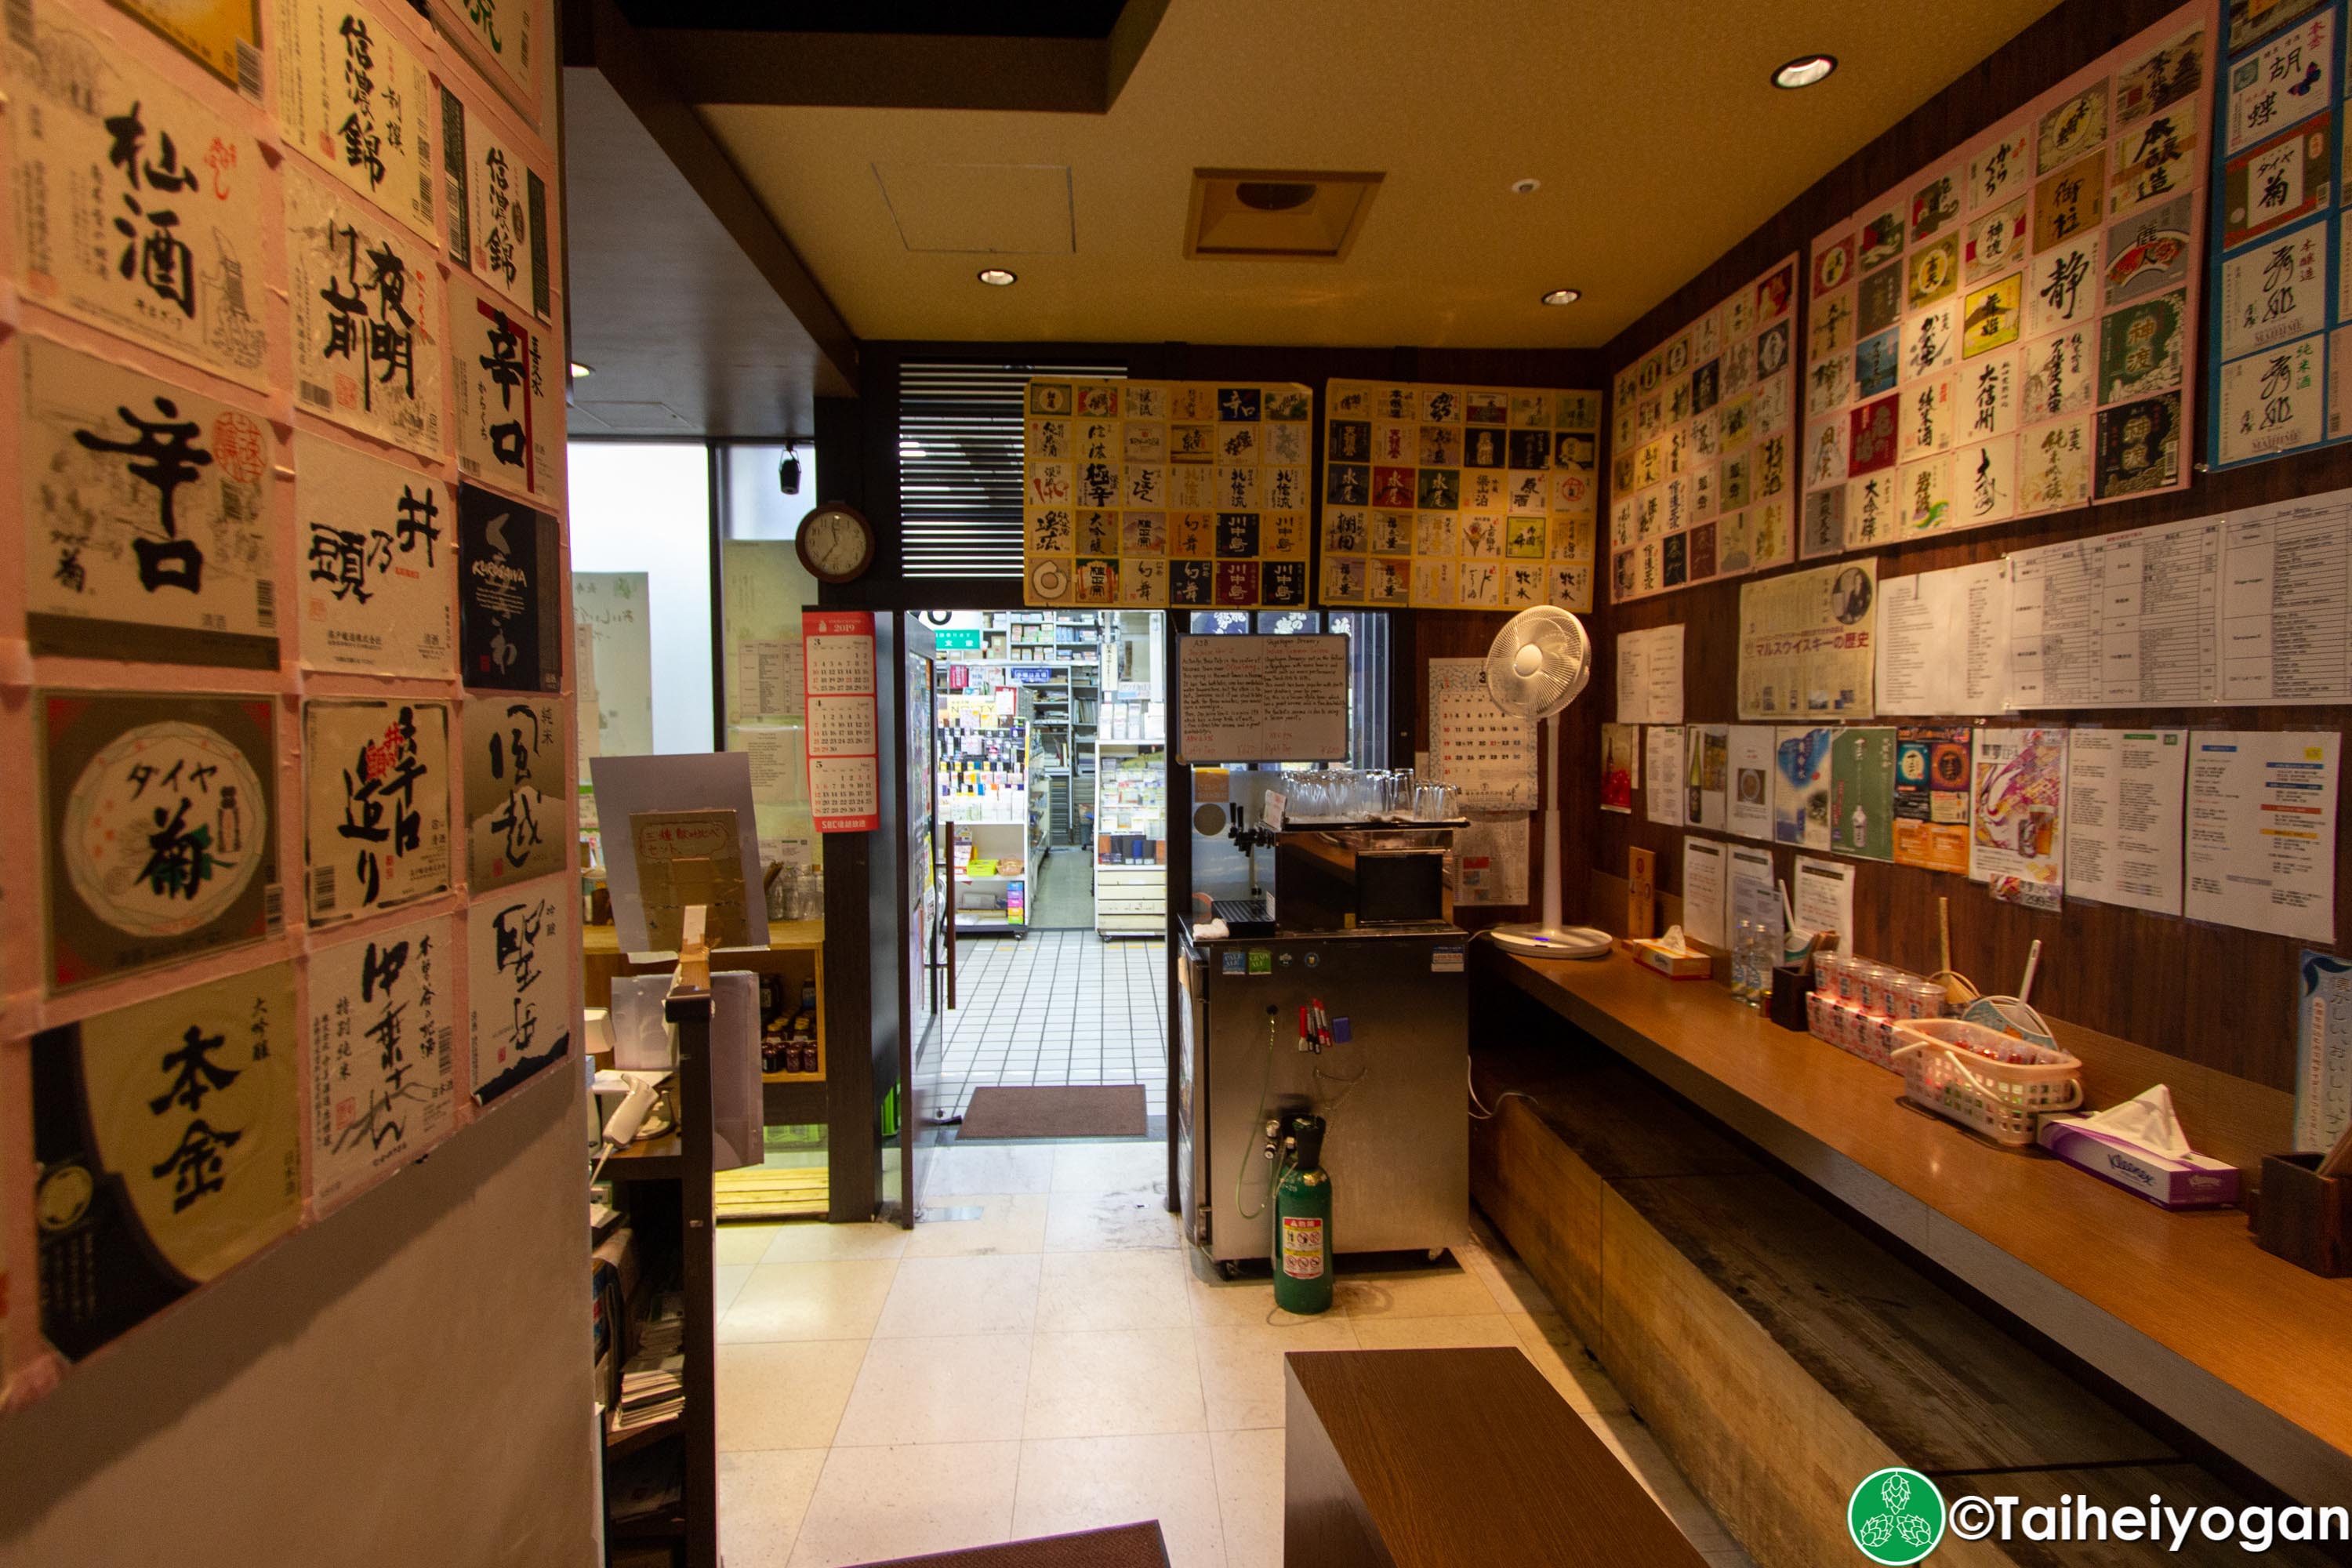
1468;1011;2340;1568
1282;1347;1709;1567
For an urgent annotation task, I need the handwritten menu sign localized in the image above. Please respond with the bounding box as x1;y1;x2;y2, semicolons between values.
1176;634;1348;763
804;610;880;832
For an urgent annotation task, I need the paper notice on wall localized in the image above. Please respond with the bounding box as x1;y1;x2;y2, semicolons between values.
1728;845;1780;946
1179;635;1350;764
2222;492;2352;706
1429;658;1537;810
1970;728;2068;909
734;640;807;722
1615;625;1686;724
1728;725;1774;840
1829;728;1896;862
2008;516;2227;709
2186;731;2339;942
1737;559;1877;719
1644;726;1686;826
1684;725;1728;831
1875;561;2015;716
1450;811;1530;906
1681;837;1727;949
575;572;653;759
1773;727;1833;850
1893;725;1972;873
2064;729;2186;915
1792;856;1854;946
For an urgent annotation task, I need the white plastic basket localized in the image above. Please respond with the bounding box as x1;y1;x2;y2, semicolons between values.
1889;1018;2081;1146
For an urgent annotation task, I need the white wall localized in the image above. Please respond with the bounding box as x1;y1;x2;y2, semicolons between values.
0;1075;593;1568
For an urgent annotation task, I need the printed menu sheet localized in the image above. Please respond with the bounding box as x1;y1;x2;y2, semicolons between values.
1644;726;1686;826
1737;559;1878;719
2007;513;2225;706
2186;730;2339;940
2209;0;2348;469
1614;625;1686;724
1023;379;1314;608
1874;560;2016;715
1428;659;1536;811
1681;837;1728;948
1319;382;1601;610
2065;728;2187;913
1804;3;2208;555
2221;488;2352;702
1608;256;1803;602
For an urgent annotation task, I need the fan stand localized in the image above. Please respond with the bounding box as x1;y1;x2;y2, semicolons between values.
1486;711;1613;959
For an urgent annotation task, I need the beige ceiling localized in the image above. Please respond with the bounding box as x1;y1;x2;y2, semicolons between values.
702;0;2063;350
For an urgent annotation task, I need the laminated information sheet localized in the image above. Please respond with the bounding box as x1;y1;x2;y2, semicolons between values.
1737;559;1878;719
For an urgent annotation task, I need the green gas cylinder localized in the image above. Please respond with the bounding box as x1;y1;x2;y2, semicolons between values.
1272;1115;1333;1315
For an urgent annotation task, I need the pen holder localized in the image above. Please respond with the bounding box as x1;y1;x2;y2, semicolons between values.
2253;1154;2352;1278
1766;964;1813;1033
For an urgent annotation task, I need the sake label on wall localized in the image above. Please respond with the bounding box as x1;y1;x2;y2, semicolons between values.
468;874;572;1105
34;963;301;1360
463;693;568;887
294;435;456;679
448;267;563;502
271;0;437;240
457;485;564;691
41;692;281;992
306;916;459;1213
302;699;453;924
285;163;448;459
20;337;278;669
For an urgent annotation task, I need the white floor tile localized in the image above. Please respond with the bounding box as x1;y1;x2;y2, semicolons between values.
717;1448;829;1568
1192;1319;1358;1431
719;1259;899;1345
1014;1433;1226;1568
716;1224;786;1265
1209;1428;1285;1568
759;1221;911;1265
925;1144;1058;1196
904;1191;1052;1257
717;1341;868;1452
1044;1187;1181;1252
1333;1264;1497;1320
1348;1312;1523;1351
786;1442;1021;1568
833;1334;1033;1446
1036;1248;1192;1334
874;1253;1043;1338
1025;1327;1207;1439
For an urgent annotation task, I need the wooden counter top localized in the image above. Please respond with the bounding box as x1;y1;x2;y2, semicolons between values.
1489;947;2352;1506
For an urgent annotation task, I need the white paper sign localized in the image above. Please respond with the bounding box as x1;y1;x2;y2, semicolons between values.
1728;725;1776;840
1792;855;1854;945
2186;731;2339;942
1874;561;2015;716
2064;728;2186;915
1681;837;1727;949
1615;625;1686;724
1643;726;1685;826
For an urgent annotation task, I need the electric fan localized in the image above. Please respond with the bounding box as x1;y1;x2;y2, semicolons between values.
1481;606;1612;958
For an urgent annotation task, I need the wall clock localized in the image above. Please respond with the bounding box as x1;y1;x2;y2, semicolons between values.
795;503;877;584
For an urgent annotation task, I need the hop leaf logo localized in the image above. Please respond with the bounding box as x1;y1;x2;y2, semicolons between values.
1846;1467;1945;1565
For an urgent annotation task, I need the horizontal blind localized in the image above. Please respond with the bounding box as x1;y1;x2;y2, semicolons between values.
898;358;1124;579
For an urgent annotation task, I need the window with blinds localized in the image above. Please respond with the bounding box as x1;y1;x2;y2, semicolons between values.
896;358;1127;579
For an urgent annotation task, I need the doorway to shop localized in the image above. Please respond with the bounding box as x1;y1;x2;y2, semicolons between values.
911;609;1171;1151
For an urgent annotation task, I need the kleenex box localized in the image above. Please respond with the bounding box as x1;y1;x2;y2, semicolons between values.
2037;1116;2241;1210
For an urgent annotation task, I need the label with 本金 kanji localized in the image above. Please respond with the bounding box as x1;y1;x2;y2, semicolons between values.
1281;1215;1325;1278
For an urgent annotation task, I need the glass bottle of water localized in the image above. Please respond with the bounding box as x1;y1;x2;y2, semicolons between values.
1732;920;1755;1002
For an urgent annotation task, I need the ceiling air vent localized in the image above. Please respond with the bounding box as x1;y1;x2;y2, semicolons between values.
1183;168;1382;261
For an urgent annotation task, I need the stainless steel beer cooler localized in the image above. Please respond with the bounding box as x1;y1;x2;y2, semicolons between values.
1175;924;1469;1270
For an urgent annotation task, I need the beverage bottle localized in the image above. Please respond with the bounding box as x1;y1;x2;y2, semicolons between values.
1733;920;1755;1001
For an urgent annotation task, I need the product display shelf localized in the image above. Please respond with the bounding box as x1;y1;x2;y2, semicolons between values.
1092;733;1167;938
583;922;828;1092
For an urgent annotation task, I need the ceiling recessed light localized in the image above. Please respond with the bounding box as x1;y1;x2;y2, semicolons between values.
568;361;592;378
977;267;1018;287
1773;53;1837;89
1510;177;1541;195
1540;288;1581;307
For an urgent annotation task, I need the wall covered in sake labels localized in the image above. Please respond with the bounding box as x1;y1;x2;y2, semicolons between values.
0;0;593;1557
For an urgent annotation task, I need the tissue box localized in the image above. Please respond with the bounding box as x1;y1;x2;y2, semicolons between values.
1627;939;1711;979
2037;1116;2241;1210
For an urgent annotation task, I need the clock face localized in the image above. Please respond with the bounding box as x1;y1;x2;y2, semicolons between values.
800;506;871;580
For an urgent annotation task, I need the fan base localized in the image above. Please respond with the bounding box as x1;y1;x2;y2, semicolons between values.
1486;923;1613;959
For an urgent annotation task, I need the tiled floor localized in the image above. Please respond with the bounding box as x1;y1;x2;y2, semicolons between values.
711;1138;1760;1568
1025;847;1096;929
938;931;1171;1119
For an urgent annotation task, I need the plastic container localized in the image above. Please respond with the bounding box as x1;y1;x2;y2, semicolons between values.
1813;951;1849;1002
1889;1018;2082;1145
1853;962;1894;1015
1901;977;1948;1021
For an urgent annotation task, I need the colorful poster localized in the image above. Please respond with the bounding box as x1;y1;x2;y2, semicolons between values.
271;0;437;239
294;436;456;678
108;0;263;89
1735;559;1878;719
458;485;564;691
463;693;568;887
1022;379;1313;609
302;699;453;925
448;267;564;502
1607;255;1802;601
5;24;270;387
444;83;554;320
21;338;278;669
306;916;458;1213
285;165;448;459
1970;728;2069;909
33;963;301;1359
41;692;279;991
1895;724;1975;873
1831;727;1898;860
1599;724;1636;813
1807;5;2208;550
1320;382;1599;611
468;874;572;1105
2210;1;2346;468
1774;726;1835;848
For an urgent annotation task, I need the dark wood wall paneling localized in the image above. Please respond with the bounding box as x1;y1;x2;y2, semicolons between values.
1586;0;2349;1089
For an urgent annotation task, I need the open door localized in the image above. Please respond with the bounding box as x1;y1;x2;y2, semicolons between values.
898;615;949;1217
